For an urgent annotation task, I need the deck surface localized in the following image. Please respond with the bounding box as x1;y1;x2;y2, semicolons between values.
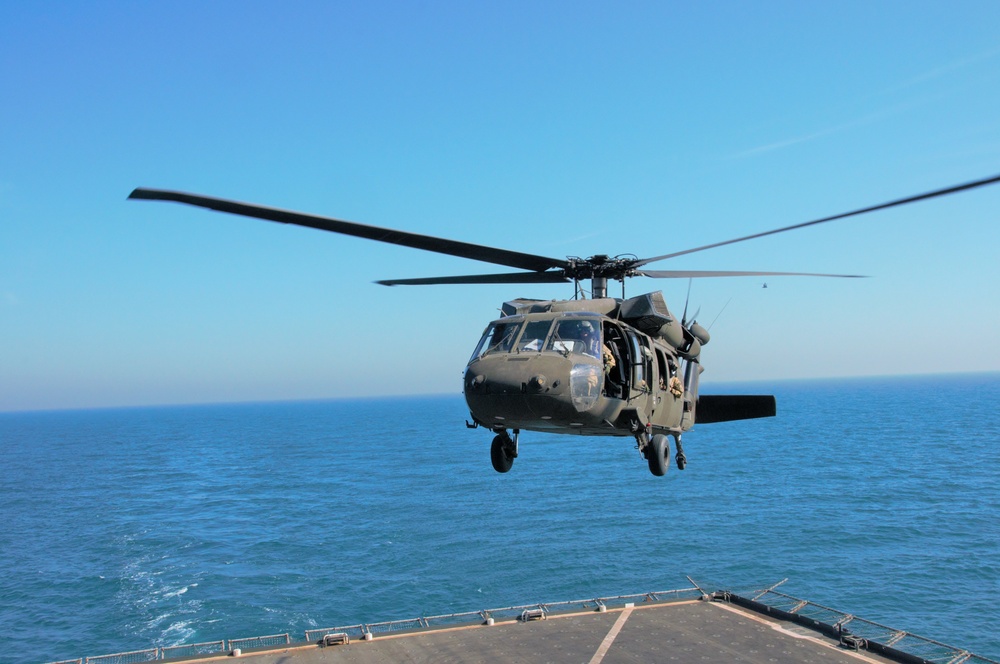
209;599;893;664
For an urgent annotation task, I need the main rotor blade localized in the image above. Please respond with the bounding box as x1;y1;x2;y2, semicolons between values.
377;271;570;286
634;172;1000;267
636;269;867;278
129;188;569;273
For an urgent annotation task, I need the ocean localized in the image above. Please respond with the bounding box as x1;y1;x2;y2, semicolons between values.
1;373;998;663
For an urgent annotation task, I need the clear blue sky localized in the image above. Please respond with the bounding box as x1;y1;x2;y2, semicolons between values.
2;1;999;411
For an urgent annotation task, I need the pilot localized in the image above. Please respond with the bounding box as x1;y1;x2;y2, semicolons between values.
578;321;601;358
492;324;518;353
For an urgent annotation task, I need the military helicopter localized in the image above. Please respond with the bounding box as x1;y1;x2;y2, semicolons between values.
129;173;1000;477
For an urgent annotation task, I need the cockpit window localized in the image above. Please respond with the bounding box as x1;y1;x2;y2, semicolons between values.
547;319;601;358
469;321;522;361
516;320;553;352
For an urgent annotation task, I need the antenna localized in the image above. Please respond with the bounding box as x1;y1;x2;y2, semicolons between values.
681;279;693;326
708;297;733;330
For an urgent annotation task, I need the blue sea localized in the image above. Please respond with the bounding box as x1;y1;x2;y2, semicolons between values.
2;373;998;663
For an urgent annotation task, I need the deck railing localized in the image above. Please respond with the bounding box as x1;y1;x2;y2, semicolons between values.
718;581;1000;664
44;583;998;664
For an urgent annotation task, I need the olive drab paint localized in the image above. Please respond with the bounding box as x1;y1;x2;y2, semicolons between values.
463;294;773;476
129;172;1000;476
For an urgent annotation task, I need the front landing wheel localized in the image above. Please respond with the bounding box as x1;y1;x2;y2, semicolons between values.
647;434;670;476
491;434;514;473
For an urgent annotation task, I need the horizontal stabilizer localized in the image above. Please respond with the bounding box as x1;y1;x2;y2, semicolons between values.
697;395;776;424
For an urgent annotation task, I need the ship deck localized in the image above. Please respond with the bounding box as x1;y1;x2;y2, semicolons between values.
201;599;896;664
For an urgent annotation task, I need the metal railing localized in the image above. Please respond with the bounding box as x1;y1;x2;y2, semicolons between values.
226;633;290;652
158;641;225;660
48;636;262;663
717;581;1000;664
84;649;158;664
303;587;701;643
45;582;999;664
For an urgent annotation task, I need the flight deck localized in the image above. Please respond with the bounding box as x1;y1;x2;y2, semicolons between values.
212;599;885;664
62;585;998;664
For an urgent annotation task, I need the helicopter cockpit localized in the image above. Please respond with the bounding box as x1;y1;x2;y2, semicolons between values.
468;313;606;362
548;318;602;358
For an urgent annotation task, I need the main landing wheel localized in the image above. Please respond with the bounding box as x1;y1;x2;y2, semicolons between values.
647;434;670;476
491;434;515;473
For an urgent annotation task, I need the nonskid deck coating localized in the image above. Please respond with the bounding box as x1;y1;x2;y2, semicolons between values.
206;599;894;664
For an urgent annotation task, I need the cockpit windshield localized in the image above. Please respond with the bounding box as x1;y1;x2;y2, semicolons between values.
547;318;601;358
515;320;553;352
469;316;601;363
469;321;522;361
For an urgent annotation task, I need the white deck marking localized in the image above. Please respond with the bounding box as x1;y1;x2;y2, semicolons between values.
712;602;881;662
588;606;634;664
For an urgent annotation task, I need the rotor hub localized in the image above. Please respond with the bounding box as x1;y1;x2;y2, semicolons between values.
565;255;639;282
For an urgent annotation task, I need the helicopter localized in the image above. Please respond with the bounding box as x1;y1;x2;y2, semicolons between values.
129;173;1000;477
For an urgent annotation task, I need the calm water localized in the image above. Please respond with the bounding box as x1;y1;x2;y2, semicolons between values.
1;373;998;663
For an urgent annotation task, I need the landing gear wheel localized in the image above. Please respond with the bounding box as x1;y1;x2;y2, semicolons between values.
646;434;670;476
491;434;515;473
674;435;687;470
